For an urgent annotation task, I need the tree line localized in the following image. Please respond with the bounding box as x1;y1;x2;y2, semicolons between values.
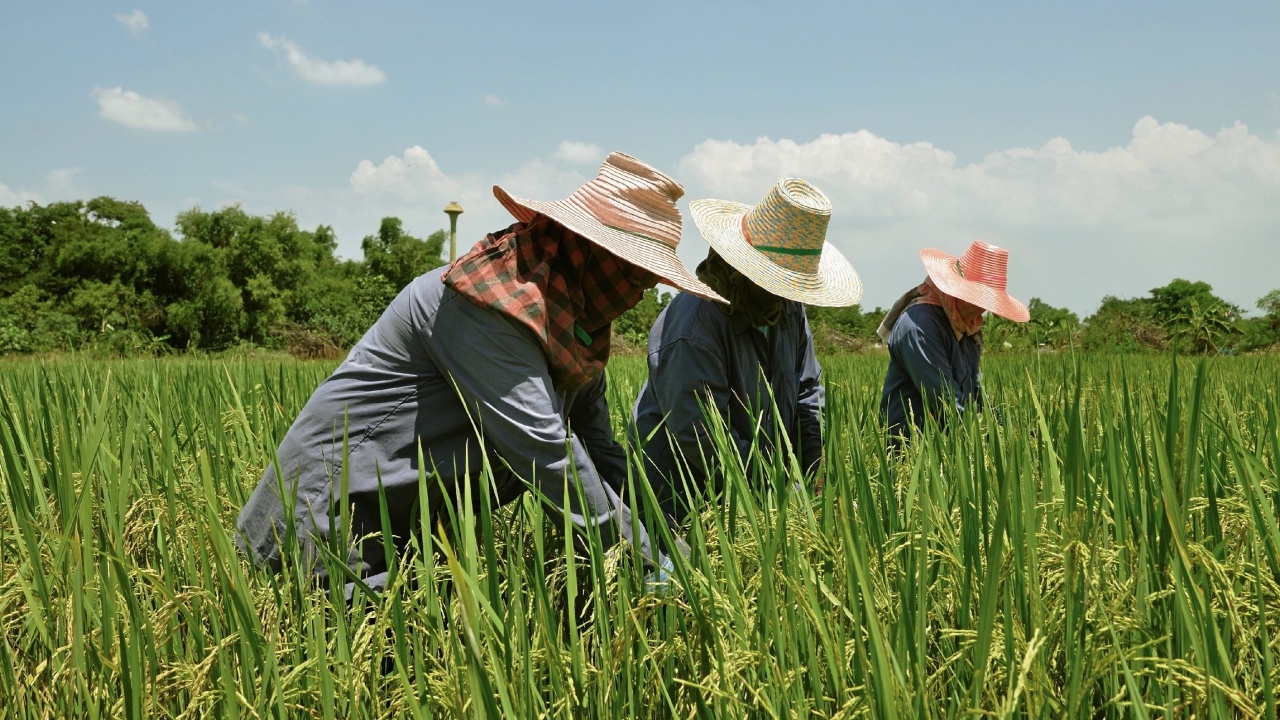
0;197;445;357
807;279;1280;355
1;197;1276;357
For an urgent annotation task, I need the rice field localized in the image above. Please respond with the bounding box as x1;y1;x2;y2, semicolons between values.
1;352;1278;718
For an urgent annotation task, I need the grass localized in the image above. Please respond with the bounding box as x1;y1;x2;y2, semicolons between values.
1;352;1278;718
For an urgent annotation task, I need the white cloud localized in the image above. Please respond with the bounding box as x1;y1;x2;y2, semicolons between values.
212;180;249;198
45;167;84;195
307;144;597;257
115;9;148;37
495;159;592;204
347;145;593;212
92;86;197;132
480;93;504;108
218;122;1279;315
350;145;459;201
553;141;603;166
0;182;23;206
677;117;1280;314
348;145;598;206
343;147;496;249
232;113;251;125
0;168;87;208
257;32;386;87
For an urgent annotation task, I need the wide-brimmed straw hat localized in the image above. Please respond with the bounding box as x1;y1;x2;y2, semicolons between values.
921;241;1030;322
493;152;725;302
688;178;861;307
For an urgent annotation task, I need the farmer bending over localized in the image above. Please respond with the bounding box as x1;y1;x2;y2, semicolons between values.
878;241;1029;446
631;179;861;522
236;153;723;590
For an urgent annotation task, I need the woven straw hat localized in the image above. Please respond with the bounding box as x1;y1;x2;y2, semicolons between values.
688;178;861;307
493;152;725;302
921;241;1029;322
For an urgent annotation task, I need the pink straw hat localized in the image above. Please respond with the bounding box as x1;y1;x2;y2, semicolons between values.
493;152;725;303
920;241;1030;322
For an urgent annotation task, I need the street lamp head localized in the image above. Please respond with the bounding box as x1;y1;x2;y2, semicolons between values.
444;202;463;262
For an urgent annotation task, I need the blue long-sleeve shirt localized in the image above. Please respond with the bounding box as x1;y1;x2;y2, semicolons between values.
880;303;983;440
236;266;661;589
631;292;825;521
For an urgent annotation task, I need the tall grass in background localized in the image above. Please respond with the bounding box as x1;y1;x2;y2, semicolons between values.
1;353;1278;718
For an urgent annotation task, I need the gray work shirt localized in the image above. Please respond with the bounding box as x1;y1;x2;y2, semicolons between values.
880;302;983;440
630;292;824;520
236;266;656;585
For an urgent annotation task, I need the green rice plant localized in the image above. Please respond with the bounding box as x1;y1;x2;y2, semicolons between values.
0;353;1277;718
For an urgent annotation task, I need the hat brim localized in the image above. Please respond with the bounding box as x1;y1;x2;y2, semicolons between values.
493;185;726;303
689;199;862;307
920;248;1030;322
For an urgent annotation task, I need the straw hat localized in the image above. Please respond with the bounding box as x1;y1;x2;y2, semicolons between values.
493;152;725;302
921;241;1029;322
688;178;861;307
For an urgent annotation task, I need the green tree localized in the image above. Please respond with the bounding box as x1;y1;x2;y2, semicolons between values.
805;304;886;340
175;205;351;347
0;283;80;351
612;288;671;347
1165;298;1237;354
0;310;29;353
0;198;179;351
986;298;1079;351
1149;279;1240;354
804;304;887;353
0;202;79;295
361;218;446;290
159;239;244;349
1150;278;1235;324
1080;295;1162;352
1237;288;1280;352
1259;289;1280;320
0;198;391;355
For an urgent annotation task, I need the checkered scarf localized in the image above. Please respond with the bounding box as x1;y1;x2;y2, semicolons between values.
443;214;656;390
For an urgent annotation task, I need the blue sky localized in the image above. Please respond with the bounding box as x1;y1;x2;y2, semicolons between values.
3;1;1278;314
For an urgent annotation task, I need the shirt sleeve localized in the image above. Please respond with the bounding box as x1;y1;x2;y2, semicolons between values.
646;336;754;480
895;308;966;425
796;309;825;475
566;371;631;496
428;295;659;562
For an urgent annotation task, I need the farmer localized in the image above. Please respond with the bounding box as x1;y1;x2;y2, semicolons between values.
630;178;861;522
878;241;1029;444
236;152;723;590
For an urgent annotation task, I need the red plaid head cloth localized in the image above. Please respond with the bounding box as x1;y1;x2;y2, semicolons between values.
443;214;657;390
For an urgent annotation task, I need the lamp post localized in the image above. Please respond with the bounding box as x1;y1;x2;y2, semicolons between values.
444;201;463;262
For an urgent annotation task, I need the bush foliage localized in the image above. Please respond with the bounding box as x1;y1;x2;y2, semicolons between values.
1;197;1277;356
0;197;445;356
828;282;1279;356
